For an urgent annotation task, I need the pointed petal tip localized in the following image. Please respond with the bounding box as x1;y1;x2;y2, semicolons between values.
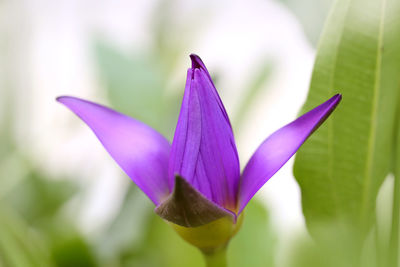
56;95;67;103
56;95;80;105
237;94;342;213
189;53;199;58
189;53;204;70
332;93;342;102
326;93;342;113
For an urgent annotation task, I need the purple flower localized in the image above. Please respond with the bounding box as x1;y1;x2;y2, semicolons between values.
57;54;341;228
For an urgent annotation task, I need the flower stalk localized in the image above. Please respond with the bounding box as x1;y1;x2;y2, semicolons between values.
202;247;228;267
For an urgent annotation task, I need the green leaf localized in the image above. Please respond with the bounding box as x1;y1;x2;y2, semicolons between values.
293;0;400;237
389;104;400;267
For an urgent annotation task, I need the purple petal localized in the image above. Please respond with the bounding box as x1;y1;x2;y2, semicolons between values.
169;55;240;212
238;94;342;213
57;96;171;205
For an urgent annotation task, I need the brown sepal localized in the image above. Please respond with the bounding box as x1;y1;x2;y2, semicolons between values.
155;175;235;227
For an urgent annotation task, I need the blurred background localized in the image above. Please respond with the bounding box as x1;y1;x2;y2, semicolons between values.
0;0;335;266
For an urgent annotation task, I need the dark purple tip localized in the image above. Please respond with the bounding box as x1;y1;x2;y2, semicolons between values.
329;94;342;110
190;54;204;70
56;95;79;104
333;93;342;101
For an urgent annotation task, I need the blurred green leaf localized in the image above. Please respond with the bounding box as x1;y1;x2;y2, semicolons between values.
51;231;98;267
0;167;96;267
0;205;53;267
280;0;334;46
294;0;400;240
284;222;378;267
152;0;186;72
94;41;178;138
389;112;400;266
232;60;273;129
4;170;77;224
119;213;203;267
97;185;153;262
228;199;276;267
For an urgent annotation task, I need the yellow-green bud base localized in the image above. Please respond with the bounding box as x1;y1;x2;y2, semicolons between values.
170;214;243;252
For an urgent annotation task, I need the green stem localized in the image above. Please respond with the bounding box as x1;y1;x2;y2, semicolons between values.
202;247;228;267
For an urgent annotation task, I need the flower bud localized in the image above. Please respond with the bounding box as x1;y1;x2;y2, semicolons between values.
155;175;243;252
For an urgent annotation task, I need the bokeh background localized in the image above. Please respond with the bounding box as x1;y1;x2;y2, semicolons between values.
0;0;336;266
